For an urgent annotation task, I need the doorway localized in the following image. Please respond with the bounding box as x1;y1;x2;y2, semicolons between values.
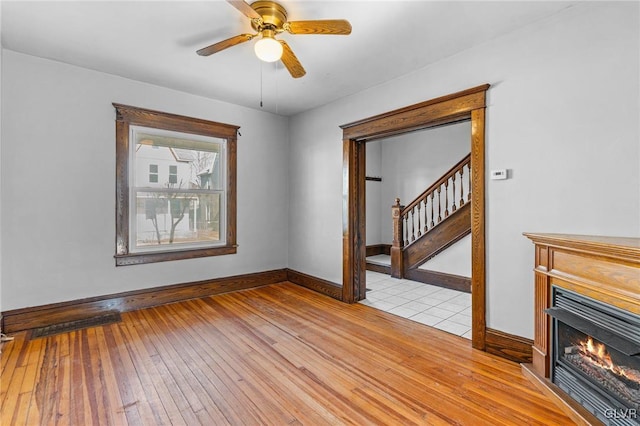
340;85;489;350
363;122;473;337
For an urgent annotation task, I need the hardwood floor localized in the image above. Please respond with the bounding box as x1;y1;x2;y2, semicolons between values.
1;282;573;425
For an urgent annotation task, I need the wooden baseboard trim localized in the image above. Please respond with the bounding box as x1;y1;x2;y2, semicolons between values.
1;269;288;333
521;363;600;426
286;269;342;301
366;244;391;257
485;328;533;364
404;268;471;293
366;262;391;275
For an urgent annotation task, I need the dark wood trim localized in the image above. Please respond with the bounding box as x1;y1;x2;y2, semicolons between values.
404;269;471;293
365;263;391;275
342;139;367;303
485;328;533;364
115;245;238;266
1;269;287;333
340;84;490;141
114;103;238;266
523;233;640;264
390;199;404;279
521;363;601;426
286;269;343;300
113;103;240;138
365;244;391;257
470;107;487;351
341;85;489;350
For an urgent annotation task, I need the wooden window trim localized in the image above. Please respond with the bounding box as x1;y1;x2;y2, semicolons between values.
114;103;239;266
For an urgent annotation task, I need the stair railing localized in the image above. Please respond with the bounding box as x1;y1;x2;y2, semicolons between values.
390;153;471;279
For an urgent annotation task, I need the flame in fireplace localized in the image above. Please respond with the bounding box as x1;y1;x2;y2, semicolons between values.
578;337;640;383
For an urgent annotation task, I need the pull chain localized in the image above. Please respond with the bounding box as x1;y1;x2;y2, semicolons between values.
260;61;263;108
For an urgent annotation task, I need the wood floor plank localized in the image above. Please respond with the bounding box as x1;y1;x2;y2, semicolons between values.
3;365;26;425
165;301;294;423
82;327;117;425
1;282;575;425
93;326;129;425
164;300;302;425
139;306;238;424
126;309;204;425
116;318;182;425
103;324;159;425
57;333;73;426
182;301;362;424
17;336;44;426
0;333;27;410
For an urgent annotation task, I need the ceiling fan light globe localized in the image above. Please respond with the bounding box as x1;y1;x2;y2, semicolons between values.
254;37;283;62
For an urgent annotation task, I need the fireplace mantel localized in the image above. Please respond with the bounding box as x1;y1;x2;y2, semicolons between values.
524;233;640;377
523;233;640;425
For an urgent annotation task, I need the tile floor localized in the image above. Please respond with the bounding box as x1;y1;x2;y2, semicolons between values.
360;269;472;339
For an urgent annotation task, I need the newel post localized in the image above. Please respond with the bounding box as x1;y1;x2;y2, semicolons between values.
391;198;405;279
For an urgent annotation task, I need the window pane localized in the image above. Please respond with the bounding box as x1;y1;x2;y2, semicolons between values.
134;191;222;248
149;164;159;182
169;165;178;184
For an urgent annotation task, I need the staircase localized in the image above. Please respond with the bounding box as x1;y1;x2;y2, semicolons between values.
389;153;471;292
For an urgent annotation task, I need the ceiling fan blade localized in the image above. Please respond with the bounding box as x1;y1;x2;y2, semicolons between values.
197;34;255;56
285;20;352;35
280;41;306;78
226;0;262;21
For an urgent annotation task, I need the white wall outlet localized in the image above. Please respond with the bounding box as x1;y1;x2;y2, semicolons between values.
490;169;508;180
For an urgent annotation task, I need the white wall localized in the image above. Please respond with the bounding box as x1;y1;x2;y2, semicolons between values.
288;2;640;338
419;235;471;278
379;122;470;244
365;141;382;245
1;50;289;310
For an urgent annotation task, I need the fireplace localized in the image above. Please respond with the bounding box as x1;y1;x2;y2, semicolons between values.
547;287;640;425
524;233;640;425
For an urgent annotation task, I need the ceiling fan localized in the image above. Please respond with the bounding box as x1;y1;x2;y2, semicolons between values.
197;0;352;78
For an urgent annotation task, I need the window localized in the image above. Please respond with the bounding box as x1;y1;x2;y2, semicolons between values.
149;164;159;183
114;103;238;266
169;165;178;184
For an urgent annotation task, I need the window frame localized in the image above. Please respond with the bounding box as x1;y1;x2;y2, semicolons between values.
114;103;238;266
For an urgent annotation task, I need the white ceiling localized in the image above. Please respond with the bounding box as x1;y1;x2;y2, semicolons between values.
1;1;577;116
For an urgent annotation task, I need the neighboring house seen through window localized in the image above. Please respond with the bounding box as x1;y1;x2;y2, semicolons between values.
114;104;239;266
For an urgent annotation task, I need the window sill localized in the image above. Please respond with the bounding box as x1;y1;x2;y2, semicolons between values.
115;245;238;266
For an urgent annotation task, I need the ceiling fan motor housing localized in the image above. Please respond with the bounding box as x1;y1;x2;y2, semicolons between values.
250;1;288;31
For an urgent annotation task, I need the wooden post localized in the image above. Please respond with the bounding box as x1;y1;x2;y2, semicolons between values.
391;198;405;279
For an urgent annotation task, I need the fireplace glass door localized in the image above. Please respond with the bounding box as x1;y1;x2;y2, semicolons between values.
549;287;640;425
557;321;640;411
